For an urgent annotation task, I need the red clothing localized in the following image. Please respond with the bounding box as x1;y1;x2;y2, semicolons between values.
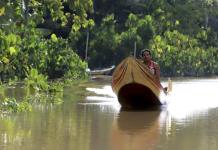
147;61;156;75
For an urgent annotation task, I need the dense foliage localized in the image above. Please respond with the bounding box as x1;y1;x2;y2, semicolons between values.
85;0;218;76
1;0;218;81
0;0;93;82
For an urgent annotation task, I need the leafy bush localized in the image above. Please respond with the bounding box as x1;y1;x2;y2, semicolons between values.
0;26;88;82
150;30;218;76
25;68;48;91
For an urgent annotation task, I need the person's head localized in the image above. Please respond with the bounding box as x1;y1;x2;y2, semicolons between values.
141;49;152;61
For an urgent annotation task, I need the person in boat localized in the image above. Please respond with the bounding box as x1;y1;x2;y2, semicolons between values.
141;49;160;82
140;49;168;93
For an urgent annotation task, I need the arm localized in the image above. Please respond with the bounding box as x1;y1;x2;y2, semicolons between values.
154;63;160;82
154;62;168;94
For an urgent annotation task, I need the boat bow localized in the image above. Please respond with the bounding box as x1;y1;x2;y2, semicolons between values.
112;57;164;109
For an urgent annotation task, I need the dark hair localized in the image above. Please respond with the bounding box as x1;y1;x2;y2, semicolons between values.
141;49;151;57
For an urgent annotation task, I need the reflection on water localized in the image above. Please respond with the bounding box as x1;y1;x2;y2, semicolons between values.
85;85;120;110
166;78;218;119
111;110;162;150
1;78;218;150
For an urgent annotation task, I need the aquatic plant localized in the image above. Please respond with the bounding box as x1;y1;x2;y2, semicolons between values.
0;97;32;113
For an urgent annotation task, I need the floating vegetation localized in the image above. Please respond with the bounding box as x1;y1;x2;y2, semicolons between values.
0;97;32;113
0;75;66;114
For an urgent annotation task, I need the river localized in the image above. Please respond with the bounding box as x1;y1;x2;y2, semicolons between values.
1;77;218;150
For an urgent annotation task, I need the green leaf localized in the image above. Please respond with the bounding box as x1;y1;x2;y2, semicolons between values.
6;34;17;45
51;34;58;42
0;7;5;16
8;47;17;55
2;57;9;64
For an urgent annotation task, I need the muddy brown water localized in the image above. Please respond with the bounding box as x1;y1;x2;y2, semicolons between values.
1;77;218;150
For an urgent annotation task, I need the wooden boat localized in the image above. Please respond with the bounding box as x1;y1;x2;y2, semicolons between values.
88;65;115;75
111;57;166;109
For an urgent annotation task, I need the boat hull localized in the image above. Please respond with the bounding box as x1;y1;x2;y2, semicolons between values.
112;57;163;109
89;65;115;75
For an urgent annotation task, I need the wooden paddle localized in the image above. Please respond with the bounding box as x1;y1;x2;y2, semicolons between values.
162;78;172;95
167;78;172;93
